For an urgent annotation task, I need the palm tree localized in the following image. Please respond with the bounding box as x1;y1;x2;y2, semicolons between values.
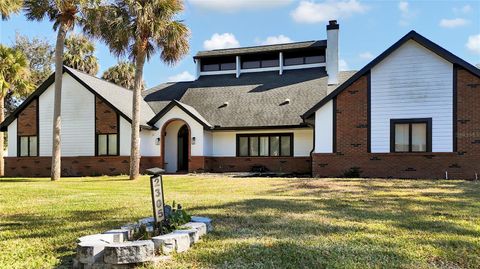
0;45;33;175
24;0;97;181
63;34;99;75
101;61;145;90
1;0;23;20
84;0;189;180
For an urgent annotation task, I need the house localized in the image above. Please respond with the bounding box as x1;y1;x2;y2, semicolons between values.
1;20;479;179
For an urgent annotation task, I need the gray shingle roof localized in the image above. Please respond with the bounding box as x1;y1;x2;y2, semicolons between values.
144;68;355;128
66;67;156;127
174;100;212;127
194;40;326;58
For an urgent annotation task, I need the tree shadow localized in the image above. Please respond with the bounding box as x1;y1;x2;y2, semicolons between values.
1;208;139;268
183;179;480;268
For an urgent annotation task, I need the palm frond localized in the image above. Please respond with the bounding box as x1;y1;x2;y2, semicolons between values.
1;0;23;20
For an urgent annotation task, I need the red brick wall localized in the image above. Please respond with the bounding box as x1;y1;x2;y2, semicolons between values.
95;97;118;134
336;75;369;154
17;99;37;136
205;157;311;174
312;68;480;179
457;69;480;155
4;156;163;177
189;156;206;173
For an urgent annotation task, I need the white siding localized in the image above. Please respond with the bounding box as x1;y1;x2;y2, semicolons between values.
60;75;95;156
211;128;313;157
39;83;54;156
371;40;453;153
314;100;333;153
39;73;95;156
7;119;17;157
119;117;131;156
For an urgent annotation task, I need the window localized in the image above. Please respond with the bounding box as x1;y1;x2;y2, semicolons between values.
237;133;293;157
242;60;261;69
390;119;431;153
200;56;236;72
18;136;38;157
241;53;279;69
97;134;118;156
283;49;325;66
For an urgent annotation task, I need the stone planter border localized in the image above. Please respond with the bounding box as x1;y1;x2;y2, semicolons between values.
73;216;212;268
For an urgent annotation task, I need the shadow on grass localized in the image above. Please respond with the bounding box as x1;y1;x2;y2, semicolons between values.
0;208;137;268
0;177;132;183
189;240;415;269
185;180;480;268
0;178;47;183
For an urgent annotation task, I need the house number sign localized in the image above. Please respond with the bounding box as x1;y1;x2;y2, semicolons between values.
149;170;166;223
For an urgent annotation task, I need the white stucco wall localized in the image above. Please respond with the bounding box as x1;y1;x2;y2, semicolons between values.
371;40;453;152
314;100;333;153
140;129;159;156
203;131;213;156
211;128;313;157
7;119;17;157
39;73;95;156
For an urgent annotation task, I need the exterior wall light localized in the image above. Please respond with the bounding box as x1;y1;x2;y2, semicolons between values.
192;137;196;145
156;137;160;145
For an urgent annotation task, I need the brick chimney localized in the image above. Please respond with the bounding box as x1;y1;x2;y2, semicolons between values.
326;20;339;85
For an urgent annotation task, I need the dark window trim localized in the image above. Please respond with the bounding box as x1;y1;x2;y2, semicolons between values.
17;98;39;157
452;65;457;152
17;135;38;157
332;97;337;153
390;118;432;153
367;71;371;153
236;133;294;157
96;133;119;156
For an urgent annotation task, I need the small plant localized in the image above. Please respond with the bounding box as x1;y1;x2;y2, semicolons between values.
133;224;147;240
157;201;191;235
343;167;362;178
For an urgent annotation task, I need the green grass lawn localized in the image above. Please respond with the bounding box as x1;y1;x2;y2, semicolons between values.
0;175;479;269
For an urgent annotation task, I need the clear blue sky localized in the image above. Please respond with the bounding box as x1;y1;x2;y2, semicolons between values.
1;0;479;88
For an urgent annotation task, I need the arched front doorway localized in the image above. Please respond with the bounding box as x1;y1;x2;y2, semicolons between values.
161;119;191;173
177;125;189;172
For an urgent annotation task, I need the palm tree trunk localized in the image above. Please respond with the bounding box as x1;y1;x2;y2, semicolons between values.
0;95;4;176
129;50;146;180
51;22;67;181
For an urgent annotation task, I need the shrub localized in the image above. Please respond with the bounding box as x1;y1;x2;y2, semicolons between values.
343;167;362;178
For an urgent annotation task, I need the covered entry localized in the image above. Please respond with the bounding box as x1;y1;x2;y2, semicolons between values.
151;100;213;173
161;119;191;173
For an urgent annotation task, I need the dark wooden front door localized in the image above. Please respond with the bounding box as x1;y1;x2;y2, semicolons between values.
177;125;189;172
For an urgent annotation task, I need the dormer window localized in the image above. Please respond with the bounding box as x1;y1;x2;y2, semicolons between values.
201;56;236;72
241;53;279;69
283;49;325;66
